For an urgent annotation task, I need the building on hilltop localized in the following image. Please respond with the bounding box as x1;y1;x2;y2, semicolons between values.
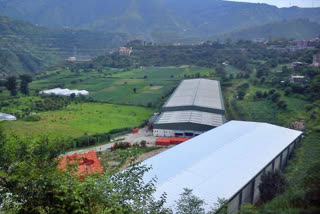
313;54;320;67
153;79;225;137
119;46;133;56
143;121;303;213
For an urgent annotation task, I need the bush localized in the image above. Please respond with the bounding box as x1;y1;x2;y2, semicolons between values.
111;142;132;150
255;91;263;99
277;100;287;109
23;114;41;121
140;140;147;148
259;170;287;202
271;93;281;103
76;135;97;147
269;89;276;95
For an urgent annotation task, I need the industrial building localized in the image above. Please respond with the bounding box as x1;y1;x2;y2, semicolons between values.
144;121;302;213
153;79;225;137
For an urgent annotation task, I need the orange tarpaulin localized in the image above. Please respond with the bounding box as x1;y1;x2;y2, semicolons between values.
132;128;139;133
156;138;171;146
170;137;189;145
58;150;103;178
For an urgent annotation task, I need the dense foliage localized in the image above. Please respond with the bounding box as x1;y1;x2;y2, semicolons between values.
0;129;171;213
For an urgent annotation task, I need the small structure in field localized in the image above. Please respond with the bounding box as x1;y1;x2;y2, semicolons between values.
290;75;305;83
58;150;103;178
290;61;305;69
40;88;89;96
66;57;77;62
0;113;17;121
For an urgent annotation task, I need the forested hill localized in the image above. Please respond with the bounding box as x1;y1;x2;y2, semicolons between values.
215;19;320;41
0;0;320;42
0;16;129;76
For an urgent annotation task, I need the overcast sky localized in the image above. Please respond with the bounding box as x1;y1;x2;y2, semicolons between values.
225;0;320;8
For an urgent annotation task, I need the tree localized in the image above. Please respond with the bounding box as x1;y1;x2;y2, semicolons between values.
258;170;287;202
176;188;206;214
19;74;33;95
255;91;263;99
5;76;17;96
277;100;287;109
0;130;170;213
70;93;76;100
209;198;228;214
133;88;137;93
271;93;281;103
238;90;246;100
216;65;226;78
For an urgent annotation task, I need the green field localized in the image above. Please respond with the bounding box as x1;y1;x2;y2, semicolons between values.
2;103;152;138
30;66;214;107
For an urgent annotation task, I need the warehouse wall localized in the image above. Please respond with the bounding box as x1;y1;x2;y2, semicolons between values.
228;194;240;214
153;129;175;137
227;135;302;213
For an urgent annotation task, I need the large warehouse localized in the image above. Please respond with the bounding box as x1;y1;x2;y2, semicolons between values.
143;121;302;213
153;79;226;137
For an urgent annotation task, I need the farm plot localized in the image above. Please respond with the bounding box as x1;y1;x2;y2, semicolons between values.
2;103;153;138
30;66;214;107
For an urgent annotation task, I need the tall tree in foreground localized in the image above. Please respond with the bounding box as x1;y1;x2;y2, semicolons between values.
176;188;206;214
5;76;17;96
0;129;170;214
19;74;33;95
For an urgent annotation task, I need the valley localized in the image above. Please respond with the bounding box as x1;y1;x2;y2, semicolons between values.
0;1;320;213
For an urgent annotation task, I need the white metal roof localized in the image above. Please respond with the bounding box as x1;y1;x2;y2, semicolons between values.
0;113;16;121
155;110;224;127
142;121;302;211
163;79;224;111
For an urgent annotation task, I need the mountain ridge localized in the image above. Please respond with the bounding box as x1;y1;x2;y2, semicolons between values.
0;0;320;41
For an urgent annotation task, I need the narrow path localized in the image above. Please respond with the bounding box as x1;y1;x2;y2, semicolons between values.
64;126;157;156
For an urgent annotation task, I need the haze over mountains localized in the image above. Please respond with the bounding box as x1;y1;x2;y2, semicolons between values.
0;16;129;75
0;0;320;41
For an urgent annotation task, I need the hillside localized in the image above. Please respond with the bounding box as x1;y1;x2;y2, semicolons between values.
0;16;129;76
0;0;320;41
216;19;320;41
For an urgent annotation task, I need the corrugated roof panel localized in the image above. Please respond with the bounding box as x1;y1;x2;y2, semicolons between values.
163;79;224;111
143;121;302;211
155;110;224;127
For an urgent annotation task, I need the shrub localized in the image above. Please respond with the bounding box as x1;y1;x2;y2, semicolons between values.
140;140;147;148
255;91;263;99
271;93;281;103
111;142;132;150
259;170;287;202
277;100;287;109
23;114;41;121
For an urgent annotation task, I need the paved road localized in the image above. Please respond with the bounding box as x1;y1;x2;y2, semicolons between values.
64;127;157;156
